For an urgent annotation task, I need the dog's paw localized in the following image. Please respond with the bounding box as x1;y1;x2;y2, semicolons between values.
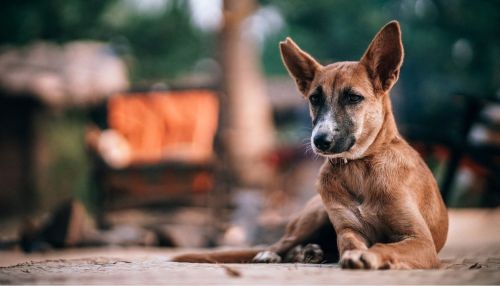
284;244;324;263
301;244;324;263
340;250;386;270
252;251;282;263
340;250;412;270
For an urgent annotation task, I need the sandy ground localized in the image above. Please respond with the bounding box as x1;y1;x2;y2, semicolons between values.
1;209;500;285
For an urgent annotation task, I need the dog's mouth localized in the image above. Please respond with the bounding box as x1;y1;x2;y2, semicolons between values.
312;135;356;156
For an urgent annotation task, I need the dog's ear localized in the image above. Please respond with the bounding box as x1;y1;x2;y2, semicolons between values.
360;21;404;92
280;37;321;95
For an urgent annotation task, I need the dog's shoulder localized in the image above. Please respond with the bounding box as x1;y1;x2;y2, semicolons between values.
369;136;422;170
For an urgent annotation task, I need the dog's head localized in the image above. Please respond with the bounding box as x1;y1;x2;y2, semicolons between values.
280;21;404;160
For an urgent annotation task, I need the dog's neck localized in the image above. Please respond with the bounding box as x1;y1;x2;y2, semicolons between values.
374;95;399;143
361;95;400;159
363;94;401;161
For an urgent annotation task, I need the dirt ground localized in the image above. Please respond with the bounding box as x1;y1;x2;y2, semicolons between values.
1;209;500;285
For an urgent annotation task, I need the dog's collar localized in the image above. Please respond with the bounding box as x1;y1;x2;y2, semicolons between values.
328;157;349;167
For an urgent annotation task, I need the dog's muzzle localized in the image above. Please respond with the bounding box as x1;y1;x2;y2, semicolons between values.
313;132;355;154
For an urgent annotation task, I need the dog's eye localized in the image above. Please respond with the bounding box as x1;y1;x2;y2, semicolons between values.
346;93;364;104
309;93;323;106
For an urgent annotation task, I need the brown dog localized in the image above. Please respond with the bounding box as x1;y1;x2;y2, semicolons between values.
172;21;448;270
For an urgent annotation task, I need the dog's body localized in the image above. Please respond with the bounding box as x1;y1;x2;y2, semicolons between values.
173;21;448;269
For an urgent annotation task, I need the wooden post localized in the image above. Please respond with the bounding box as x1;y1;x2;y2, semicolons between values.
219;0;276;188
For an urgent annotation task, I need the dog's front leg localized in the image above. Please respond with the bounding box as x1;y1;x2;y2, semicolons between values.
364;236;438;269
330;215;388;270
319;202;376;268
336;207;439;270
338;237;437;269
336;228;373;269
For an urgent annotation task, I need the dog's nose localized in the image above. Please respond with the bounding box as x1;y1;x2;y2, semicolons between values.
313;133;333;151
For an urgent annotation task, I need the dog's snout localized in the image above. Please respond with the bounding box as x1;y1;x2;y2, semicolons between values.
313;133;333;151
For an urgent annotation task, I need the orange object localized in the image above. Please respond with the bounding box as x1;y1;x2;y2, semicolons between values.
108;90;218;165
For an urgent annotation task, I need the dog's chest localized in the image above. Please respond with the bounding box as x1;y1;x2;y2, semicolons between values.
337;171;388;241
320;159;391;240
345;199;387;243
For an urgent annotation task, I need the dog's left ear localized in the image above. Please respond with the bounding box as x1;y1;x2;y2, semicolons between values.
360;21;404;92
280;37;322;95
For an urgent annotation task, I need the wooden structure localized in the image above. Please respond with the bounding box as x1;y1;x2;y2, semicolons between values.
86;88;223;211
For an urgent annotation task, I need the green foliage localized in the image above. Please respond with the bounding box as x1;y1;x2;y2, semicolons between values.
0;0;114;43
3;0;498;96
0;0;216;83
102;0;216;82
1;0;498;119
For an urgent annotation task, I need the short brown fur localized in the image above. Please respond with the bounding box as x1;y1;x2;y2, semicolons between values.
172;21;448;270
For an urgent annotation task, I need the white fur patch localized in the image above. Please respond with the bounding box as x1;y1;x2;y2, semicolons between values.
252;251;282;263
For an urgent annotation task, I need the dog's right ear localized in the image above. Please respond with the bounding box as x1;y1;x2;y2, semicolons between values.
280;37;321;95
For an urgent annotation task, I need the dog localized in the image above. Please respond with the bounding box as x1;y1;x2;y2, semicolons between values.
172;21;449;270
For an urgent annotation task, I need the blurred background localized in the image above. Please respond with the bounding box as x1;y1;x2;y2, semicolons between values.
0;0;499;252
